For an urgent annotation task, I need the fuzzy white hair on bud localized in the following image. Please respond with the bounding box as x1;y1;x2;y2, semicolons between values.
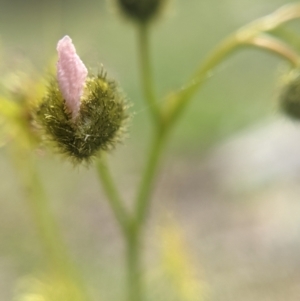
56;35;88;119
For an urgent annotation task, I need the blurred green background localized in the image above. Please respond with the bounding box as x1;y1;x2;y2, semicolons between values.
1;0;300;300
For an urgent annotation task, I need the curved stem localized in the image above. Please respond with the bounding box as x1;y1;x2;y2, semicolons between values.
164;4;300;126
246;34;300;64
163;34;241;126
95;4;300;301
95;157;144;301
95;135;167;301
137;22;161;124
251;3;300;32
271;26;300;53
95;155;129;236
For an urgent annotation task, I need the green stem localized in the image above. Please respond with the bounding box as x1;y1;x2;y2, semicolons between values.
95;154;154;301
95;4;300;301
271;26;300;53
95;157;143;301
166;34;241;125
165;33;299;126
122;129;166;301
126;219;142;301
247;34;300;64
95;155;129;236
121;20;170;301
138;22;161;124
164;4;300;126
135;128;166;227
10;145;91;301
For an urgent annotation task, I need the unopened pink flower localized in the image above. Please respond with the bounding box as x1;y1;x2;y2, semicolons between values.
56;35;88;119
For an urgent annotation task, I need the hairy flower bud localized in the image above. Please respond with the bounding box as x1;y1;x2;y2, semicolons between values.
36;36;128;163
280;69;300;120
116;0;165;22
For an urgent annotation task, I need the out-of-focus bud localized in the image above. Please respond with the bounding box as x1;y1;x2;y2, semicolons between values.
36;36;128;163
116;0;165;22
0;69;46;150
280;69;300;120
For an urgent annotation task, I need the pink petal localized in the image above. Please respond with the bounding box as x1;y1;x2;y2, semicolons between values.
56;35;88;119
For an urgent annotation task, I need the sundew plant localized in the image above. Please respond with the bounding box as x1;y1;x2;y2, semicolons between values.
1;1;300;301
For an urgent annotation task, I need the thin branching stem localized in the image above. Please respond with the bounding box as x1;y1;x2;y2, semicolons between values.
95;155;129;237
135;128;166;227
121;21;169;301
94;4;300;301
164;3;300;126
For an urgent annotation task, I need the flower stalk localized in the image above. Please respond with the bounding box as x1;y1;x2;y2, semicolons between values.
5;3;300;301
163;5;300;126
137;22;161;125
96;4;300;301
95;155;129;236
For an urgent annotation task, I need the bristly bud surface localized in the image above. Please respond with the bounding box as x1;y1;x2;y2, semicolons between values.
280;69;300;120
36;36;128;164
116;0;165;22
